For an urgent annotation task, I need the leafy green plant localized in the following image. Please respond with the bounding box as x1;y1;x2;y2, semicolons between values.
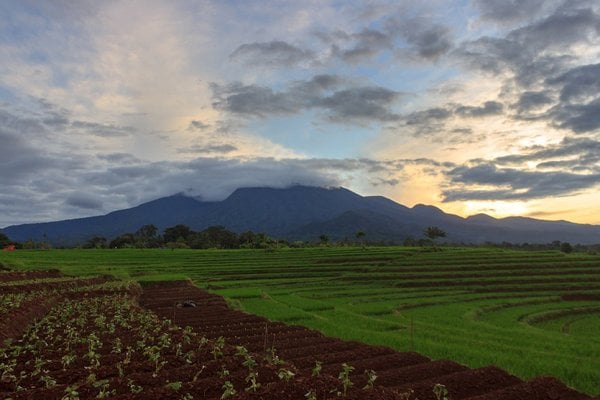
265;346;284;366
363;369;377;389
61;385;80;400
245;371;261;392
40;374;57;388
165;381;183;391
93;379;115;399
312;360;322;377
212;336;225;360
433;383;449;400
338;363;355;396
277;368;295;382
127;379;143;394
305;389;317;400
221;380;236;399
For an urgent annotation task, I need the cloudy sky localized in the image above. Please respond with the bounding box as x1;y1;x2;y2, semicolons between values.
1;0;599;227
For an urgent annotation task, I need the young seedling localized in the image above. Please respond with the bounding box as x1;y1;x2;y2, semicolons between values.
312;360;322;377
236;345;257;370
93;379;115;399
433;383;449;400
219;365;230;379
266;346;284;366
363;369;377;389
165;381;183;391
245;371;261;392
61;385;80;400
212;336;225;360
338;363;355;396
40;374;57;388
277;368;295;382
221;381;236;399
305;389;317;400
127;379;143;394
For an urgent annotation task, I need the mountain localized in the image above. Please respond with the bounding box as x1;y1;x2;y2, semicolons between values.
2;186;600;246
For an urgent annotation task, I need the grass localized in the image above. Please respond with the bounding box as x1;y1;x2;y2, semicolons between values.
1;246;599;395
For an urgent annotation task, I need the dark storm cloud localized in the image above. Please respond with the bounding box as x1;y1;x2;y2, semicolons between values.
211;75;401;124
229;40;315;66
453;36;527;75
455;101;503;117
456;6;600;80
541;63;600;133
507;7;600;52
443;135;600;202
318;86;400;123
547;63;600;102
513;91;553;113
453;3;600;140
443;163;600;201
211;83;303;117
394;100;504;137
550;99;600;133
496;137;600;165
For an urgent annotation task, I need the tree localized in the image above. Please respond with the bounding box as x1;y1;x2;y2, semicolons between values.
109;233;135;248
163;224;193;244
560;242;573;254
424;226;446;246
0;232;11;247
355;231;366;249
82;236;107;249
135;224;161;248
319;234;329;246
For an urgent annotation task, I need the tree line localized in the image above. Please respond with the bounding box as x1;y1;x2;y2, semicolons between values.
88;224;284;250
2;226;596;253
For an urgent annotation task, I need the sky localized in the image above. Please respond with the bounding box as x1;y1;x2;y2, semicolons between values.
1;0;599;227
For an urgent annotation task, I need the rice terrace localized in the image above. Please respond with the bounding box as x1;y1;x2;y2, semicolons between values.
1;246;599;399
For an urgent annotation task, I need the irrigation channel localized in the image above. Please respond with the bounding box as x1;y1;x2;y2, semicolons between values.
1;269;595;399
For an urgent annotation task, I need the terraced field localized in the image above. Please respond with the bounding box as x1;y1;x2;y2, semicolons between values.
0;271;594;399
1;246;599;395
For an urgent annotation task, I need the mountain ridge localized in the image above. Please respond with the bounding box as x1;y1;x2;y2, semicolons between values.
2;185;599;246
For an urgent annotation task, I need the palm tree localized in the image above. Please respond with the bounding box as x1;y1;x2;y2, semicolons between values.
424;226;446;248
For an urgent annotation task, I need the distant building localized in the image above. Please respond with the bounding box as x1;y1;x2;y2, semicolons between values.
2;245;16;251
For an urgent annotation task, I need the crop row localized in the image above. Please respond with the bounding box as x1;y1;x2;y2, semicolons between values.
0;274;463;400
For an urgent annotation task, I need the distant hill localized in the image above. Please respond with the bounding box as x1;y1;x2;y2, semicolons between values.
2;186;600;246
